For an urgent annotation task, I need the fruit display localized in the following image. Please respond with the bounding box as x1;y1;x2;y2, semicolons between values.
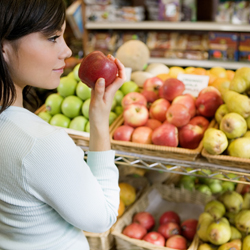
197;188;250;249
175;172;238;197
37;63;126;133
202;67;250;161
112;183;211;250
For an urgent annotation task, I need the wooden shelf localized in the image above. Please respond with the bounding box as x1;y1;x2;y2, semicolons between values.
85;21;250;32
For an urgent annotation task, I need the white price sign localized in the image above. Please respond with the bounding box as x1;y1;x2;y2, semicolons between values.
177;74;209;97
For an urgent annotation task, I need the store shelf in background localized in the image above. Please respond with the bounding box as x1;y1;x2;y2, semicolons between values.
148;58;250;70
80;146;250;185
85;21;250;32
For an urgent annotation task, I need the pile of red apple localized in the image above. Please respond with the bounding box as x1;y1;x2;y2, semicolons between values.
113;76;223;149
122;210;198;249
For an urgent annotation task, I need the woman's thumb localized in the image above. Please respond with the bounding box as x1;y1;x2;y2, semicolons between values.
95;78;105;94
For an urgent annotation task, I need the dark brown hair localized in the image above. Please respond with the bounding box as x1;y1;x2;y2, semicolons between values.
0;0;66;113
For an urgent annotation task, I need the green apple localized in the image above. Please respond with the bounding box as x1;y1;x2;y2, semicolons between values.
196;184;212;196
115;106;123;116
61;95;83;119
67;71;75;80
82;98;91;119
114;90;124;106
57;76;77;97
109;111;117;125
69;116;88;131
38;111;52;123
45;93;64;115
73;63;81;82
120;81;139;95
111;98;117;111
50;114;70;128
76;81;91;101
85;121;90;133
221;181;235;192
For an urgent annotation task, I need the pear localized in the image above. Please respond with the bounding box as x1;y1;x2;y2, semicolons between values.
198;243;218;250
217;239;242;250
207;217;231;245
235;210;250;233
220;112;247;139
225;211;237;225
219;191;243;213
227;137;250;159
246;116;250;129
197;212;214;242
205;200;226;220
230;226;242;240
229;67;250;94
243;234;250;250
203;128;228;155
242;193;250;210
215;104;229;124
243;130;250;138
222;90;250;118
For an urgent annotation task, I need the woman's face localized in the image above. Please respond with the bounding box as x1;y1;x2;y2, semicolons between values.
3;22;72;90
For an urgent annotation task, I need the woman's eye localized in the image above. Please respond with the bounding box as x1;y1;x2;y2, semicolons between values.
48;35;60;43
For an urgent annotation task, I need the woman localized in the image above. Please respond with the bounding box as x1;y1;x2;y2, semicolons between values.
0;0;126;249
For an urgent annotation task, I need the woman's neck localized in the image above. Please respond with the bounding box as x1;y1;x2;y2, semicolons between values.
13;84;24;107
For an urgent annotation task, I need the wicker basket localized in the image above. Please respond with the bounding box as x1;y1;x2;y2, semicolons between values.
202;148;250;171
110;115;216;161
111;183;214;250
35;105;121;147
84;176;150;250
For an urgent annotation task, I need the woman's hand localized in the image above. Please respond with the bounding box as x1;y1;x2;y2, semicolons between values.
88;56;126;151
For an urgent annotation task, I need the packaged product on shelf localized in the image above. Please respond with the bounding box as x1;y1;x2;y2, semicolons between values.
145;0;159;20
116;6;145;21
87;31;118;55
86;4;116;22
239;33;250;62
84;0;113;4
181;0;197;21
215;0;235;23
158;0;182;21
231;0;250;24
208;32;239;61
116;31;147;48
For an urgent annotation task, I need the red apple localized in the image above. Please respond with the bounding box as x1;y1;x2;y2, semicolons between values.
123;104;149;128
189;116;210;133
159;211;181;225
144;119;162;131
143;77;164;94
141;90;158;103
159;78;185;101
166;235;187;249
172;94;196;118
149;98;171;122
131;126;153;144
178;123;204;149
122;223;147;240
78;51;118;88
143;232;165;246
198;86;221;97
152;123;178;147
133;212;155;231
113;125;134;141
158;222;181;239
181;219;198;241
195;91;223;118
166;104;191;128
122;92;147;109
241;185;250;195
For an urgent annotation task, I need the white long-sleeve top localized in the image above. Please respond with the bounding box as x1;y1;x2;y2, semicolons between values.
0;106;120;250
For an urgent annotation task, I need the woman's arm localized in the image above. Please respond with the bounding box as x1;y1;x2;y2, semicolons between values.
88;57;126;152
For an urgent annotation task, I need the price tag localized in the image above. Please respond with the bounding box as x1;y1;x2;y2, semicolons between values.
177;74;209;97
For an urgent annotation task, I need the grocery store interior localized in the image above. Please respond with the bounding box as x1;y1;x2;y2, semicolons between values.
32;0;250;249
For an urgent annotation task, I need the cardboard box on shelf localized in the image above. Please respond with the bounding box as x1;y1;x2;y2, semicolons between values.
239;33;250;62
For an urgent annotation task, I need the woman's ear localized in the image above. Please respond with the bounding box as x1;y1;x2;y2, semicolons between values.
1;40;11;63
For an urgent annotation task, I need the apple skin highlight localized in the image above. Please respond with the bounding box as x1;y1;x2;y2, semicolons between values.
78;51;118;88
